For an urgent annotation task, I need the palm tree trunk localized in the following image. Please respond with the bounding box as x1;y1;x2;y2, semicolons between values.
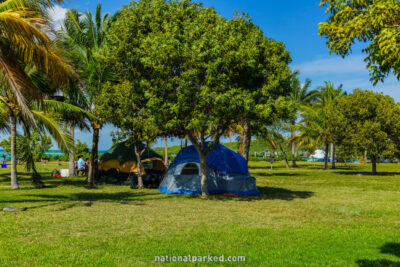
164;136;168;166
279;143;289;169
291;128;297;167
10;113;19;189
331;143;336;169
68;124;75;177
324;143;329;169
88;123;100;187
240;117;251;162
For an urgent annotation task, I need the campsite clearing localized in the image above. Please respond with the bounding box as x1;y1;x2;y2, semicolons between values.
0;161;399;266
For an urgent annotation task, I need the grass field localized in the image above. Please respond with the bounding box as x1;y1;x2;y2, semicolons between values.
0;161;399;266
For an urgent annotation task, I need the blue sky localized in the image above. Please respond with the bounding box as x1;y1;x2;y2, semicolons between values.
45;0;398;150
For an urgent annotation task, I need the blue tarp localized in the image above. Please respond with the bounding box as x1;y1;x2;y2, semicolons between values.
168;143;249;175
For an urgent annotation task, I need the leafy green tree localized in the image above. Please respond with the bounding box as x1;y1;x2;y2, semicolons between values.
75;139;90;159
225;14;292;162
100;81;160;189
104;0;236;195
325;90;400;174
104;0;291;195
319;0;400;84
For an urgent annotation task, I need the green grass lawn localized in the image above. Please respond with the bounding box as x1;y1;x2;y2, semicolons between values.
0;161;400;266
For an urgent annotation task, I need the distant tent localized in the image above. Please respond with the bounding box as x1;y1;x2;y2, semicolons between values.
307;149;329;162
159;143;259;196
99;141;166;187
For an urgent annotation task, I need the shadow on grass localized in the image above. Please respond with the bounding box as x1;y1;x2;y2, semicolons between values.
0;191;165;211
357;243;400;266
23;191;161;202
252;172;308;177
356;259;400;266
0;172;88;188
381;243;400;258
336;172;400;177
209;186;314;202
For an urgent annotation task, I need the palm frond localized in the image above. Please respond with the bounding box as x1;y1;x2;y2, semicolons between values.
38;99;95;123
31;109;72;153
0;0;64;12
0;54;37;126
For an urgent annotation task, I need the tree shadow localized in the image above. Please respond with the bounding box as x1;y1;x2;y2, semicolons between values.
1;191;164;212
356;259;400;266
337;172;400;177
209;186;314;202
357;243;400;266
23;191;162;203
253;172;308;177
381;243;400;258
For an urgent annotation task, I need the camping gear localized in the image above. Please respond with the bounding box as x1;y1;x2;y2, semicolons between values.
159;143;259;196
60;169;69;177
1;164;6;168
52;170;61;177
99;141;166;187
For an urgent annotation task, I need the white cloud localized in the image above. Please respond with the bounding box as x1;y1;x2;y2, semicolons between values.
293;54;367;76
294;54;399;100
47;5;68;29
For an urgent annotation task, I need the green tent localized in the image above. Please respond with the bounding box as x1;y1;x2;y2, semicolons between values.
99;141;166;187
101;141;163;164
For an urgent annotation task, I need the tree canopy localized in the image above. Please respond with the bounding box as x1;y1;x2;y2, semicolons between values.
319;0;400;84
102;0;292;195
325;90;400;174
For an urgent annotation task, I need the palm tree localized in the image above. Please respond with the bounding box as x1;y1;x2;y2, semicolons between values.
1;69;91;188
59;4;112;187
315;81;346;169
294;81;346;170
0;0;77;188
260;124;290;168
287;74;318;167
295;106;330;169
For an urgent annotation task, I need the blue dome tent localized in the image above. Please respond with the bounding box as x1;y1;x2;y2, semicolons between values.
159;143;259;196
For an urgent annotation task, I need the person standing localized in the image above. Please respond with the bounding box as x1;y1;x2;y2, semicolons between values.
77;155;85;177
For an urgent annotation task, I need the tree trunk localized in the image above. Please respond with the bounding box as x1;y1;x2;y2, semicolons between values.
134;143;144;189
291;128;297;167
68;124;75;177
187;133;214;196
324;143;329;169
371;155;377;175
88;123;100;187
164;136;169;166
240;118;251;162
279;143;289;168
199;152;209;196
10;113;19;189
364;150;368;164
331;143;336;169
